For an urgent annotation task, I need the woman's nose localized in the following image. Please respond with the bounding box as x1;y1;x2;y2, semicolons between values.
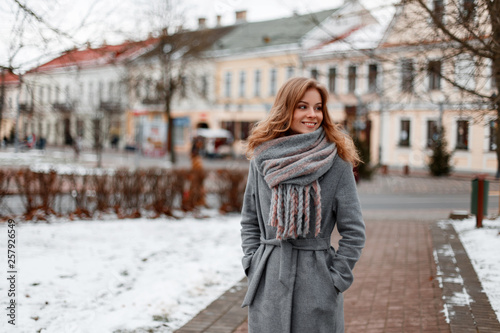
306;107;316;117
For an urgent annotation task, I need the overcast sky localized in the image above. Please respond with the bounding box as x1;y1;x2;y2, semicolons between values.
0;0;395;71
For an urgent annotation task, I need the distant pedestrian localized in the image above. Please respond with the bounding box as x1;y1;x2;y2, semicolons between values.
191;135;204;171
240;77;366;332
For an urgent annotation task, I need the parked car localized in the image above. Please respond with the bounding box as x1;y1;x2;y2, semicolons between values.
193;128;234;158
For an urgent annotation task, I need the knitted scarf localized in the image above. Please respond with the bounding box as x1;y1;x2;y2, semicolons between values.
254;128;337;240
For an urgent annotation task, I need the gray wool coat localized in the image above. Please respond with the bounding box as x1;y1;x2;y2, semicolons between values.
240;156;366;333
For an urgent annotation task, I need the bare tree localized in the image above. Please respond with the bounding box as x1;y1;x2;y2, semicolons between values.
1;0;118;153
384;0;500;174
128;25;234;165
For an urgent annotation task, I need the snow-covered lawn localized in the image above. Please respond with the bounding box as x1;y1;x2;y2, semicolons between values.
452;218;500;321
0;213;244;333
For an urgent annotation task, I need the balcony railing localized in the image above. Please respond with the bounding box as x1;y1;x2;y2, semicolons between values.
52;102;73;113
100;101;123;113
141;97;163;106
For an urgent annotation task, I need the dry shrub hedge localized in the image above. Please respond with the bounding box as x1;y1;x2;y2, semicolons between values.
1;167;248;220
216;169;248;213
0;169;14;218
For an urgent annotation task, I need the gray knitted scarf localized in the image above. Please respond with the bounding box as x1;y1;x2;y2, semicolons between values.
254;128;337;240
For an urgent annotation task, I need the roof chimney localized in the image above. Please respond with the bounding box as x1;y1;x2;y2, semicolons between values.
216;15;222;27
235;10;247;23
198;17;207;29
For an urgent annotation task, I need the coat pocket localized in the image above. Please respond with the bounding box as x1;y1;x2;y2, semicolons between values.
326;246;341;294
242;253;254;277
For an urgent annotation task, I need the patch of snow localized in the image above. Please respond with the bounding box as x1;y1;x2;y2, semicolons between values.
452;218;500;321
0;214;244;333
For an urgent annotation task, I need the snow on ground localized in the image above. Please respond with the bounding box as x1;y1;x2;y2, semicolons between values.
0;213;244;333
0;149;100;173
452;218;500;321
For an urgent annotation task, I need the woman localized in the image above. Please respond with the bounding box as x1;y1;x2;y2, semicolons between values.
240;77;365;332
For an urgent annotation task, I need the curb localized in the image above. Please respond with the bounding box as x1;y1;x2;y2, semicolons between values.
174;278;248;333
430;222;500;332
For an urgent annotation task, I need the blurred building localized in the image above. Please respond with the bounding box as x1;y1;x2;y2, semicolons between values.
0;69;19;142
127;25;235;155
375;0;497;173
11;0;498;174
301;0;387;163
20;39;158;150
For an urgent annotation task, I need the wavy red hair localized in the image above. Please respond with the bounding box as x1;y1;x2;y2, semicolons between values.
246;77;360;165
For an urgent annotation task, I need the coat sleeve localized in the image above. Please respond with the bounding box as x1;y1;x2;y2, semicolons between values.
330;162;366;292
240;160;261;276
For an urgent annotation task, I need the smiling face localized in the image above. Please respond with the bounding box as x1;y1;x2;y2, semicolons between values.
290;88;324;134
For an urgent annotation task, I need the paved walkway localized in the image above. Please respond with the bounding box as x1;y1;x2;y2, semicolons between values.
173;172;500;333
228;219;451;333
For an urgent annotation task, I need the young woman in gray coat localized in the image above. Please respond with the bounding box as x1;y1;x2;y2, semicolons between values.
241;77;366;332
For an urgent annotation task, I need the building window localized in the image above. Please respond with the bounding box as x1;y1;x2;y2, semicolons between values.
239;71;246;98
89;82;94;104
47;86;52;103
428;60;442;91
109;82;115;101
98;81;103;102
221;121;235;139
399;120;411;147
39;86;44;104
144;79;152;100
77;119;84;137
286;66;294;80
455;55;475;90
240;121;255;140
432;0;444;24
56;85;61;103
269;68;277;96
491;61;497;90
348;65;357;93
311;68;319;80
456;120;469;150
368;64;378;92
461;0;475;22
489;120;497;151
180;76;187;98
254;70;261;97
427;120;439;148
200;75;208;98
224;72;232;98
401;59;414;92
328;67;336;93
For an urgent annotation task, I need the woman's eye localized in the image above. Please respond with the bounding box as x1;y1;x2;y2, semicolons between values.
298;105;306;109
315;106;323;111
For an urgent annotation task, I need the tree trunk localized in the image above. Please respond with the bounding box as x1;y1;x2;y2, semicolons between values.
165;94;176;165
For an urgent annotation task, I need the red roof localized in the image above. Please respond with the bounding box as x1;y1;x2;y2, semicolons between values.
1;70;19;84
33;37;159;72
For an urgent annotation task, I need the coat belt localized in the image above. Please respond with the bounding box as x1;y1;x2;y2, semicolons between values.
242;236;331;307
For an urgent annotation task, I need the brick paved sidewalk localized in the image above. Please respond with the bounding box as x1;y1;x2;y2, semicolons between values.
176;220;449;332
337;220;450;332
431;222;500;332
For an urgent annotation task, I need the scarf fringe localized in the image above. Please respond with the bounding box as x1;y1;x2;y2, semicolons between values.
269;180;322;240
